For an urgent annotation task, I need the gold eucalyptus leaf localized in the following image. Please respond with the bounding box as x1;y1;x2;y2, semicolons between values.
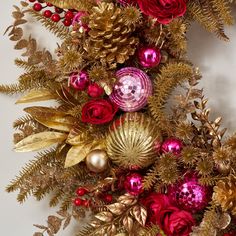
24;106;75;132
16;89;57;104
131;206;147;226
14;132;67;152
123;216;133;232
95;212;113;222
107;203;126;215
118;194;137;206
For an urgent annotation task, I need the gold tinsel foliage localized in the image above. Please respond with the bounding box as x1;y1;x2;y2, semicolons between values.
106;113;162;169
84;2;139;68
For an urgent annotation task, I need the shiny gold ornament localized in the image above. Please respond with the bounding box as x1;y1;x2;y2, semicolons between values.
84;2;139;68
106;113;162;169
86;149;109;173
213;175;236;215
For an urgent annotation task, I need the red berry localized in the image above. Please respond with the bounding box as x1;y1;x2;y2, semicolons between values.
63;19;72;26
103;194;113;203
43;10;52;18
65;11;74;20
83;200;90;207
74;198;83;206
46;2;53;6
51;14;61;22
76;187;88;196
29;0;36;2
55;7;63;14
33;3;42;11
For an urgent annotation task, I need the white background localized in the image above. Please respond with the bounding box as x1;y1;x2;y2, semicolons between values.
0;1;236;235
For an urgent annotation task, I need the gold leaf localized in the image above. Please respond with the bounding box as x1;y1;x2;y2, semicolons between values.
12;11;24;19
47;216;62;234
24;106;75;132
16;89;57;104
10;27;23;41
123;216;133;232
95;212;113;222
14;132;67;152
14;39;28;49
131;206;147;226
118;194;137;206
15;19;27;26
33;233;43;236
107;203;126;215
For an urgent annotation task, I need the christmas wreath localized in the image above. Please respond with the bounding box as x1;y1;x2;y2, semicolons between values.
1;0;236;235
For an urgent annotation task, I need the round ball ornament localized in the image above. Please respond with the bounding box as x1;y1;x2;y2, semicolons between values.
69;71;89;91
109;67;152;112
168;174;210;213
124;173;144;195
85;149;109;173
138;46;161;68
107;113;162;169
161;138;183;156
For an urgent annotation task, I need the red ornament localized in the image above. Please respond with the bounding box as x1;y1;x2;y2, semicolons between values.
46;3;53;6
76;187;88;196
63;19;72;26
51;14;61;22
33;3;43;11
65;10;74;20
82;200;90;207
73;198;83;206
29;0;36;2
223;232;236;236
43;10;52;18
87;83;104;98
138;46;161;68
69;71;90;91
161;138;183;156
124;173;144;196
103;194;113;203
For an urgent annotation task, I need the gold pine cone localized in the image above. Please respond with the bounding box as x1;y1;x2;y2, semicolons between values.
213;175;236;215
84;2;139;68
106;113;162;169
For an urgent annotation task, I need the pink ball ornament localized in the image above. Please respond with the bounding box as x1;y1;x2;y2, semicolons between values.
161;138;183;156
138;46;161;68
87;83;104;98
72;11;89;32
124;173;144;196
109;67;152;112
69;71;89;91
168;174;211;213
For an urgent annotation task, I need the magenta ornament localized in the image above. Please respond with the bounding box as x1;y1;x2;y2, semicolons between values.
87;83;104;98
138;46;161;68
161;138;183;156
109;67;152;112
72;11;89;32
124;173;144;196
69;71;89;91
168;174;210;213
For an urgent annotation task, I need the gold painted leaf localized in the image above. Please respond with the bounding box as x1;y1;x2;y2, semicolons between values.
24;106;75;132
118;194;137;206
14;132;67;152
95;212;113;222
107;203;126;215
131;206;147;226
123;216;133;232
16;89;57;104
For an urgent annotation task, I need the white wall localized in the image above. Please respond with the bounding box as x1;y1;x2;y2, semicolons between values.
0;2;236;235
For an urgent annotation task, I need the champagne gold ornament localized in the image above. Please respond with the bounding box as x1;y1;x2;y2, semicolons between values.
85;149;109;173
106;113;162;169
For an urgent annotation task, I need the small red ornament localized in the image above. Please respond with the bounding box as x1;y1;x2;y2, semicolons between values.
33;3;43;11
76;187;88;196
29;0;36;2
46;3;53;6
103;194;113;203
51;14;61;22
65;11;74;20
74;198;83;206
138;46;162;68
87;83;104;98
55;7;63;14
223;232;236;236
161;138;183;156
124;173;144;196
43;10;52;18
69;71;90;91
82;200;90;207
63;19;72;26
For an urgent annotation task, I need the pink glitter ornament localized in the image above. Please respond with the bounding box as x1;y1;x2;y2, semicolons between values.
168;174;210;213
161;138;183;156
72;11;89;32
109;67;152;112
69;71;89;91
124;173;144;195
138;46;161;68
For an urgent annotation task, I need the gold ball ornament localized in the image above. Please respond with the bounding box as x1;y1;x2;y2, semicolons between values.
106;113;162;169
85;149;109;173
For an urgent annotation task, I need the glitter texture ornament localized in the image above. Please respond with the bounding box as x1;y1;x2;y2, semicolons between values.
107;113;162;169
124;173;144;195
85;149;109;173
161;138;183;155
109;67;152;112
138;46;161;68
169;174;210;213
69;71;89;91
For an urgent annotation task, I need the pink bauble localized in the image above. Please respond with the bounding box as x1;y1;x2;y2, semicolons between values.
69;71;89;91
124;173;144;195
138;46;161;68
168;174;210;213
72;11;89;32
109;67;152;112
87;83;104;98
161;138;183;155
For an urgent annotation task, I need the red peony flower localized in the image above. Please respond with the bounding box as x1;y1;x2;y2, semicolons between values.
81;99;118;124
136;0;187;24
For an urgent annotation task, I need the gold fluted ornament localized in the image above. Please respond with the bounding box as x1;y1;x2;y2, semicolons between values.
106;113;162;169
86;149;109;173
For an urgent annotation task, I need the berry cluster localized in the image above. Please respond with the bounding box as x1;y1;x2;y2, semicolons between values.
29;0;76;26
